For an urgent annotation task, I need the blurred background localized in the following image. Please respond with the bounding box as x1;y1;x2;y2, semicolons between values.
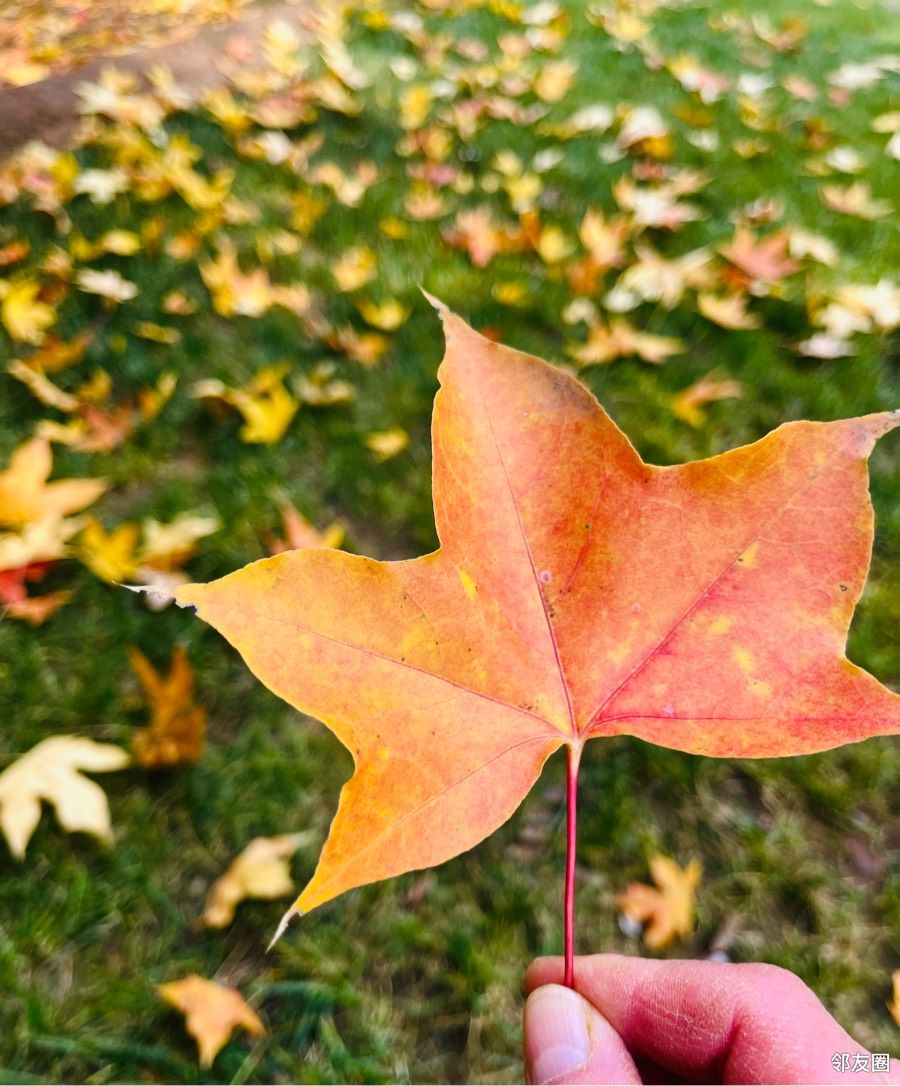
0;0;897;1081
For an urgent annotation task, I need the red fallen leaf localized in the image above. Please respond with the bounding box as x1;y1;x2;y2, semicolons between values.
171;303;898;942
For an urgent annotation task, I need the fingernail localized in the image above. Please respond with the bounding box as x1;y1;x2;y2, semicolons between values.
525;985;590;1084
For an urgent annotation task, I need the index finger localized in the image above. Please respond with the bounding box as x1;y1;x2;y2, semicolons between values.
526;955;897;1084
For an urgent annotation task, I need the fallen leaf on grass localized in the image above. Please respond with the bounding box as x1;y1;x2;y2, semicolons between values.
130;647;206;769
820;181;892;219
719;228;799;282
266;505;345;554
203;834;306;928
356;297;410;331
0;515;83;623
0;438;105;530
619;854;702;949
158;975;264;1068
0;278;57;344
193;365;299;445
671;375;744;427
366;427;409;461
697;292;761;330
889;970;900;1027
571;318;684;365
0;737;129;859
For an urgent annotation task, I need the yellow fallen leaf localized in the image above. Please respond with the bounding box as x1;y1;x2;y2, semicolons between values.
356;298;410;331
618;854;702;949
571;318;684;366
130;646;206;769
193;365;299;445
697;293;761;330
331;246;377;292
0;736;130;859
158;975;264;1068
671;375;745;427
0;438;106;530
534;59;577;103
77;518;140;583
366;427;409;462
139;514;219;570
1;279;56;345
203;834;306;928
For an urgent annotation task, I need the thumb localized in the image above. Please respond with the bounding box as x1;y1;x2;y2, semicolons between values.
523;984;641;1084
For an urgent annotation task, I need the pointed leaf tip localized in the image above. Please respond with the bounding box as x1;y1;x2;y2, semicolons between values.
267;903;302;951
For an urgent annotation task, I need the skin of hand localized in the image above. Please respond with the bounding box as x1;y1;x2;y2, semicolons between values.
523;955;899;1085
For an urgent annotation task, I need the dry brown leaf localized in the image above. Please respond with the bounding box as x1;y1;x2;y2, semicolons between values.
619;854;702;949
158;975;264;1067
203;834;306;928
130;646;206;769
0;737;130;859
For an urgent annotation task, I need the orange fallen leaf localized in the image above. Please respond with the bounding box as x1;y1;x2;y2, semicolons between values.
619;854;702;949
130;647;206;769
158;975;264;1068
266;504;345;554
203;834;306;928
172;304;899;924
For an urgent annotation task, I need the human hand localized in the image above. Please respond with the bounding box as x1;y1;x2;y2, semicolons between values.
523;955;898;1084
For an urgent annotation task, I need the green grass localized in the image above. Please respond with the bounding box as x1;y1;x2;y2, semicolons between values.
0;0;898;1080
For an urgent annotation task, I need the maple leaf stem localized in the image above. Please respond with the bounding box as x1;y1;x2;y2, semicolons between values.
564;742;582;989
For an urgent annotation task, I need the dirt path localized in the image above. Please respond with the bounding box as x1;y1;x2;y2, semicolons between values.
0;0;313;160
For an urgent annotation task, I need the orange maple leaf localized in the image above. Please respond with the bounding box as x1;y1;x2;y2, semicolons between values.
173;303;898;925
130;646;206;769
